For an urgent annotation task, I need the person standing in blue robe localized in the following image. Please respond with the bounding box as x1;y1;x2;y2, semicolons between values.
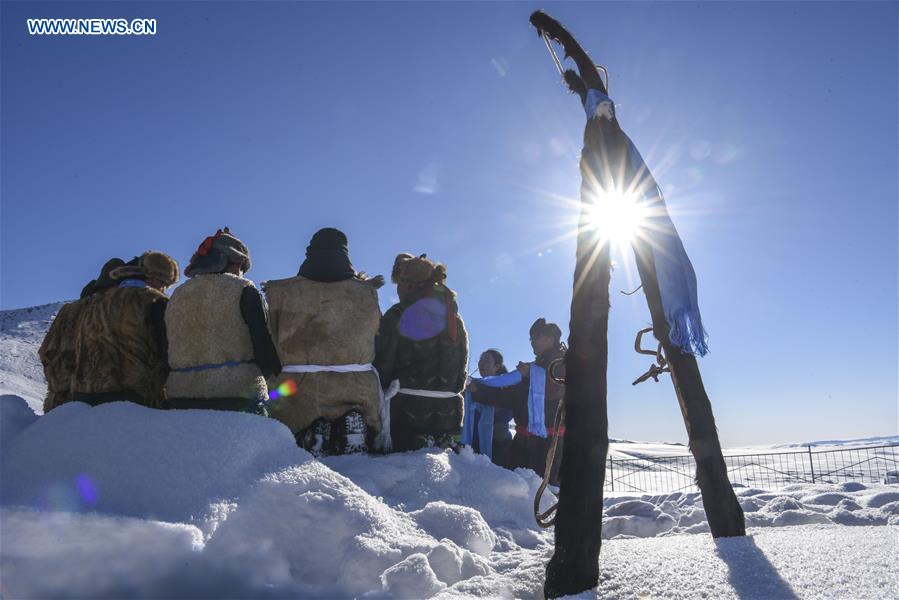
469;319;566;484
460;349;515;467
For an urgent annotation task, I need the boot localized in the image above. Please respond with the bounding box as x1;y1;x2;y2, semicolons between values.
298;418;331;458
329;410;369;455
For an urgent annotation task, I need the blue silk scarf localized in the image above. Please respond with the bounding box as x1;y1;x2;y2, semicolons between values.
585;89;710;356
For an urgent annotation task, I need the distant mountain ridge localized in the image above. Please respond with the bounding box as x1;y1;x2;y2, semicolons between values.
774;435;899;449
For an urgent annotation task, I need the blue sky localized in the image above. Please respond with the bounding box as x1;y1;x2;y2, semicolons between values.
2;1;896;446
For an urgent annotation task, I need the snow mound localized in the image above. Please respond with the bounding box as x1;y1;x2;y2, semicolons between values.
0;507;205;599
799;491;849;506
202;460;437;596
603;512;677;539
411;501;496;556
381;553;446;597
0;394;37;452
839;481;867;492
864;491;899;508
606;499;660;518
1;401;307;522
0;405;539;597
323;446;554;535
425;539;490;586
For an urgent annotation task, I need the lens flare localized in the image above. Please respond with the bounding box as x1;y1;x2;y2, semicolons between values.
268;379;298;401
398;297;447;341
76;474;99;505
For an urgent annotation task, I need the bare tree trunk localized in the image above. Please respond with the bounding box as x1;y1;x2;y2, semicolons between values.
631;238;746;538
544;134;613;599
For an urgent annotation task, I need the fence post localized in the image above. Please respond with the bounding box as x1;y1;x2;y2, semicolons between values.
610;457;614;491
808;445;815;483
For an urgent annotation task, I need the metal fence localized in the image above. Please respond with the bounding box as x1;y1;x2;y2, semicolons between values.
605;444;899;493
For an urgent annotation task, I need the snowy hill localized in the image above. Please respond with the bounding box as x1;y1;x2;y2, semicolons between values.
1;303;897;598
0;301;65;413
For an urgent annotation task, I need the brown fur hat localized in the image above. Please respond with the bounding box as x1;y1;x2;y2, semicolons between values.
110;251;179;286
141;251;179;286
391;253;415;284
392;253;447;286
110;256;143;281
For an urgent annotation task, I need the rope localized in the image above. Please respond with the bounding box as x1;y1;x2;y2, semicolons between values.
631;327;670;386
534;398;565;528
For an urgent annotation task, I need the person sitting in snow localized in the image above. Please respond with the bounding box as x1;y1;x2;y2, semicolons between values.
263;227;385;456
460;349;515;468
373;253;469;453
469;318;566;484
69;252;178;408
165;228;280;413
39;257;126;413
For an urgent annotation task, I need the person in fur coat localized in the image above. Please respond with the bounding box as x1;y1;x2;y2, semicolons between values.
69;252;177;408
374;253;469;452
39;257;125;412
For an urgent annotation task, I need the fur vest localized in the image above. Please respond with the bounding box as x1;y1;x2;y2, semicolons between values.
165;273;266;402
70;287;168;408
263;276;381;433
39;300;86;412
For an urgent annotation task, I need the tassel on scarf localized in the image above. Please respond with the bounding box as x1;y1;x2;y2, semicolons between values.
624;138;709;357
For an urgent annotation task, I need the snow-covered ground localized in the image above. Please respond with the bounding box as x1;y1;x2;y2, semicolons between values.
1;303;897;598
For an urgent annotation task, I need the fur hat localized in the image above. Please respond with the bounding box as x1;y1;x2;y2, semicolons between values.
141;251;179;286
392;253;446;286
391;253;415;284
185;227;251;277
110;252;179;286
110;256;143;281
529;317;562;342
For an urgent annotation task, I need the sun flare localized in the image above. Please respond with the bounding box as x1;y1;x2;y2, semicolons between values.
585;189;648;247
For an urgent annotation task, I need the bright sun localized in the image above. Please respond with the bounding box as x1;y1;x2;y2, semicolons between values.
585;188;648;247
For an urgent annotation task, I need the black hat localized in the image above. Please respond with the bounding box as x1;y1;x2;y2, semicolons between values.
529;317;562;342
297;227;356;282
80;257;126;298
306;227;349;255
